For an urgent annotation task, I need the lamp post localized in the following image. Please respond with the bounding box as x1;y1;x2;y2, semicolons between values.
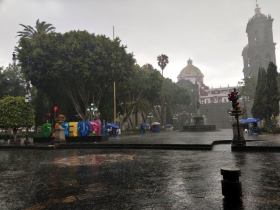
229;116;235;124
24;81;32;144
172;115;178;129
147;113;153;125
13;52;32;145
87;103;98;121
189;113;193;125
228;88;245;145
153;104;161;123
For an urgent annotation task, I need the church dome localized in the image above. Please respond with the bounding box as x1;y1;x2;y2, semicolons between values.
251;4;266;20
178;58;203;76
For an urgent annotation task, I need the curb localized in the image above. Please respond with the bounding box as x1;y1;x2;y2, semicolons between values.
59;143;212;150
232;145;280;152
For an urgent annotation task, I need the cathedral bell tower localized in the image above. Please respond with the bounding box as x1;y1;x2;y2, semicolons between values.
242;3;276;78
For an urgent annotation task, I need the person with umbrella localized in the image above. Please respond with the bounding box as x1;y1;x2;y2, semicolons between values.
140;126;145;134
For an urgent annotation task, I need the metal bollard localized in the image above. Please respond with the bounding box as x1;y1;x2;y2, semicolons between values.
221;168;242;200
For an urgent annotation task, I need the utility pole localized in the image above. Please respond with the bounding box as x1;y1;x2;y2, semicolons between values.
113;25;116;124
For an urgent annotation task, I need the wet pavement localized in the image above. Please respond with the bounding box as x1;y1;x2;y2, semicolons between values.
0;129;280;209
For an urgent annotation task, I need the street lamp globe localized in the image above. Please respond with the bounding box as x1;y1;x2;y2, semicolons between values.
87;103;99;121
147;113;153;125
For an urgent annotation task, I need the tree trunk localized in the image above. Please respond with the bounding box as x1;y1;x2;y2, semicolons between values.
12;128;18;141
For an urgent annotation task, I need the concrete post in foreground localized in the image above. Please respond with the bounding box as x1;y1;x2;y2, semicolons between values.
221;168;242;200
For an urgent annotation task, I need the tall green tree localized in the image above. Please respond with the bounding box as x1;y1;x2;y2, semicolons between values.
15;19;56;126
2;63;25;97
277;72;280;94
148;78;191;125
17;19;56;39
252;68;267;119
0;96;35;140
161;78;191;124
157;54;169;124
17;31;136;122
117;64;163;128
157;54;169;76
264;62;279;127
238;76;257;101
0;66;9;98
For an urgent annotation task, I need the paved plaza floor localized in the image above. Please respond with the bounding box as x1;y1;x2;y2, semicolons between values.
0;129;280;209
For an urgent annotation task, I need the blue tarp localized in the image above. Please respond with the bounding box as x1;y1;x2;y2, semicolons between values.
140;123;150;127
240;118;261;124
153;125;160;133
106;123;119;129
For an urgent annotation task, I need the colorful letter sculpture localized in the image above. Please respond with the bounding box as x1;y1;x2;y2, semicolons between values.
42;121;102;137
69;122;78;137
41;123;52;137
90;120;101;136
61;122;69;137
78;121;90;136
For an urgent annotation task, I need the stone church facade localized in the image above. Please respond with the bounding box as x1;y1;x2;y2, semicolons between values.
174;4;276;129
242;3;276;78
175;59;243;128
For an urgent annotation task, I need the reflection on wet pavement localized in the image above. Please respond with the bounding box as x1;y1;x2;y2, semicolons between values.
0;129;280;209
1;150;280;209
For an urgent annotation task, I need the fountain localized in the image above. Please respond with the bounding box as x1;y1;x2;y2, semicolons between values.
183;102;216;131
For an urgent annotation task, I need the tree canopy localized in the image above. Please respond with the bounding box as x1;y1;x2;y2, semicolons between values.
1;63;26;97
238;76;257;101
116;64;163;127
14;22;189;127
251;68;267;119
17;30;136;122
0;96;35;139
252;62;279;123
264;62;279;118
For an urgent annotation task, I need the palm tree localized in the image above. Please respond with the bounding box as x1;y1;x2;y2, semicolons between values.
157;54;169;76
157;54;169;125
133;98;151;126
17;19;56;39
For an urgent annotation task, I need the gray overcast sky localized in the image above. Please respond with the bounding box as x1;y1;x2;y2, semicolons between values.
1;0;280;88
